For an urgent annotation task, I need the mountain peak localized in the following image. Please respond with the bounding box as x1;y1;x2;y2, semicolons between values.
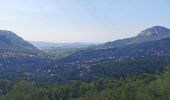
137;26;170;37
102;26;170;48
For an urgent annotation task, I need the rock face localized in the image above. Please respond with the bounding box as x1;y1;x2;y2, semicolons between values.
0;30;37;50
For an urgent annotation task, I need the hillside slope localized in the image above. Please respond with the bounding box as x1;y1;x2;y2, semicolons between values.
0;30;36;50
0;30;52;80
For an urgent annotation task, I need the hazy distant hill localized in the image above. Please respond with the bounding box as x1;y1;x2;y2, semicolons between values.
30;41;97;49
30;41;99;60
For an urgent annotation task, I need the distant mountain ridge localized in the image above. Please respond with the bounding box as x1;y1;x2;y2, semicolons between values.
103;26;170;48
59;26;170;63
0;30;37;50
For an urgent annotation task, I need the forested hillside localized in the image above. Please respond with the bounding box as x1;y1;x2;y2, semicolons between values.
1;66;170;100
1;27;170;84
1;27;170;100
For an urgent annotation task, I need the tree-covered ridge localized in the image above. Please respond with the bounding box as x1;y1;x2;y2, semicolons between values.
59;37;170;64
1;66;170;100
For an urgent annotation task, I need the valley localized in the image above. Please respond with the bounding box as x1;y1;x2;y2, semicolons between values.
0;0;169;99
1;26;170;99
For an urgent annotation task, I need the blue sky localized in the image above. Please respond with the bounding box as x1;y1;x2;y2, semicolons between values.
0;0;170;43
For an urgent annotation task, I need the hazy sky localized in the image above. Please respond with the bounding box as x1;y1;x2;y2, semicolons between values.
0;0;170;43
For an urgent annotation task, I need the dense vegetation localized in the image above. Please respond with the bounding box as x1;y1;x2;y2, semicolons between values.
48;56;170;83
79;56;170;81
1;55;170;84
44;47;86;60
1;66;170;100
